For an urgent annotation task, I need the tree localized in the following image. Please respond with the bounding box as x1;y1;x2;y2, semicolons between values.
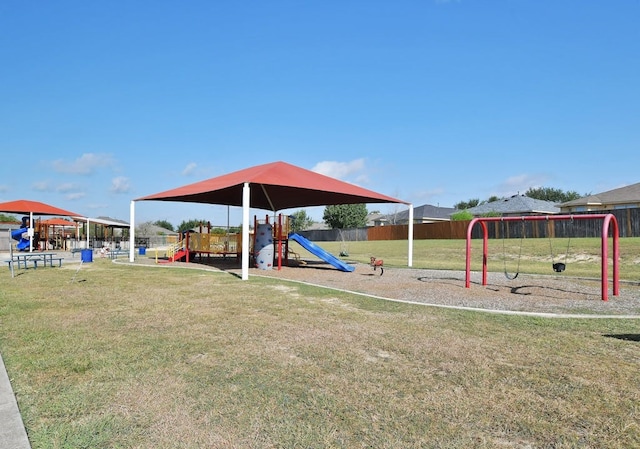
210;226;242;234
289;210;314;233
525;187;584;203
0;213;18;223
323;204;368;229
453;198;481;210
135;221;155;237
455;187;587;210
177;219;208;233
154;220;174;231
450;210;474;221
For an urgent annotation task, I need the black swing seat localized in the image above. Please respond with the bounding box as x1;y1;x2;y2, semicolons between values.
552;262;566;273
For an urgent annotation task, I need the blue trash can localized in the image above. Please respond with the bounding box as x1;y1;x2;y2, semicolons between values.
138;246;146;256
81;249;93;263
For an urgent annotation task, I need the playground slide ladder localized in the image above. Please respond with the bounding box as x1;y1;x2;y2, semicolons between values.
164;240;188;262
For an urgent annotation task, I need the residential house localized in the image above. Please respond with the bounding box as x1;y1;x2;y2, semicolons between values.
366;212;389;226
559;182;640;213
387;204;457;225
463;195;560;217
0;221;22;252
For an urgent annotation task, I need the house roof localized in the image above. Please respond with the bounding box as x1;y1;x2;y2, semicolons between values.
393;204;457;222
464;195;560;215
559;182;640;207
74;216;130;228
366;212;389;225
136;222;175;236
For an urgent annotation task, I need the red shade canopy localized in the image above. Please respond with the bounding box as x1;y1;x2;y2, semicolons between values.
41;218;78;227
0;199;81;217
136;161;408;211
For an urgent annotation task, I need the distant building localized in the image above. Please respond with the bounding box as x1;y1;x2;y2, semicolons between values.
386;204;457;225
366;212;389;226
0;221;22;251
462;195;560;217
559;182;640;213
305;221;330;231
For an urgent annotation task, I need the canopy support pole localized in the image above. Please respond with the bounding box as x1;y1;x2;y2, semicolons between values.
407;204;413;267
260;184;276;212
129;201;136;262
29;212;34;252
242;183;250;280
86;218;90;249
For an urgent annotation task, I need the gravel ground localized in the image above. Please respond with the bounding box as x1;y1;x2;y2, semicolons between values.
131;256;640;317
245;261;640;317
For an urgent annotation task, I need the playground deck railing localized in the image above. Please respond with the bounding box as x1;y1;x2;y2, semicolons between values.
187;233;241;255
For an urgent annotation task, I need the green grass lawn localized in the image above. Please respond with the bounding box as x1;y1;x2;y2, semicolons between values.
1;240;639;448
311;237;640;280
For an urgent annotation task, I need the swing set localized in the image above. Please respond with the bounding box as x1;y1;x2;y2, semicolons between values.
465;214;620;301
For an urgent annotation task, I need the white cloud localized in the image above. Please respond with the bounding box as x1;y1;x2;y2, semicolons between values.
312;159;367;181
52;153;115;175
496;174;551;197
86;202;109;211
110;176;131;194
65;192;86;200
415;187;446;202
181;162;198;176
56;182;78;193
32;180;52;192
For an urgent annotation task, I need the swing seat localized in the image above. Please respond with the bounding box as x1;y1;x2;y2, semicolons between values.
553;262;566;273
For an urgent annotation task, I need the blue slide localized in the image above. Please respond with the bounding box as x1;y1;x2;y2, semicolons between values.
288;233;355;272
11;228;30;251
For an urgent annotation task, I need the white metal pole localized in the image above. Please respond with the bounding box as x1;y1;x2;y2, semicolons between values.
407;204;414;267
86;218;90;249
29;212;33;252
242;183;250;280
129;201;136;262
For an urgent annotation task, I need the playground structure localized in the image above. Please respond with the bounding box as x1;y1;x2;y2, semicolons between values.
159;213;355;272
162;215;292;266
10;216;78;251
10;217;37;251
162;223;243;263
369;256;384;275
465;214;620;301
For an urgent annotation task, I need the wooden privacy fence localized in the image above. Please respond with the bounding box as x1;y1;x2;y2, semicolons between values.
370;210;638;241
300;208;640;242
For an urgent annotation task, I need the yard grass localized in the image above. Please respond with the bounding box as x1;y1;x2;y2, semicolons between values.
0;242;639;448
314;237;640;279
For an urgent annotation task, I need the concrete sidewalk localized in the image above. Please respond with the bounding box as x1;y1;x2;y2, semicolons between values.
0;353;31;449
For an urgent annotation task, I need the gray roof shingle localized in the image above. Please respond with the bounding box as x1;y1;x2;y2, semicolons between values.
559;182;640;207
392;204;457;222
464;195;560;215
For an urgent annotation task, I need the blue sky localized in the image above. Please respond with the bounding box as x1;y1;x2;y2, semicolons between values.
1;1;638;228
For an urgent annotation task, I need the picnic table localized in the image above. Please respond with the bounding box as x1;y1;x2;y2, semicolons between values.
70;248;84;257
4;252;64;270
107;248;128;259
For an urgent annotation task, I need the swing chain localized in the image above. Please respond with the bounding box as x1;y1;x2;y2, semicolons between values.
549;216;573;273
502;218;524;280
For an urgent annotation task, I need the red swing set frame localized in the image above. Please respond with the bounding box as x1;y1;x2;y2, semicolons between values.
465;214;620;301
